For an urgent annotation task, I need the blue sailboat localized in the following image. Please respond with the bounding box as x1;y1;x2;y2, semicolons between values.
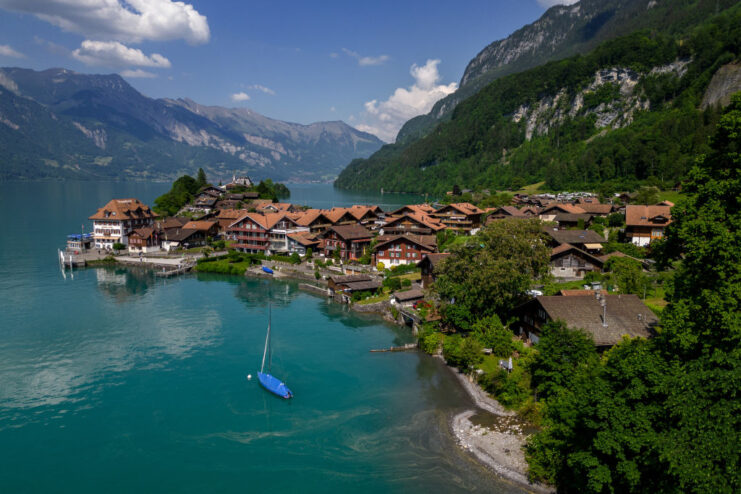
257;305;293;399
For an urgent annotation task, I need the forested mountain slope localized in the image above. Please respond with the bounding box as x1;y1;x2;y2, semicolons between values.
337;1;741;194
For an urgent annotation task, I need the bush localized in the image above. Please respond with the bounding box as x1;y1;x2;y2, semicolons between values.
306;248;313;258
377;261;385;271
607;212;625;227
401;278;412;288
443;335;483;373
471;315;514;357
419;328;444;355
314;270;321;280
112;242;125;252
290;252;301;264
383;277;402;291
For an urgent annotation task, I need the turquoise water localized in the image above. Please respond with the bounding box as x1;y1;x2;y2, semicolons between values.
0;182;520;493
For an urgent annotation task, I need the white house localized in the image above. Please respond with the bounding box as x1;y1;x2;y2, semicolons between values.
89;198;156;250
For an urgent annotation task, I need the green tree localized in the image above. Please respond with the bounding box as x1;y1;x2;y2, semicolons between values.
305;247;313;258
471;314;513;356
634;185;660;205
196;167;208;188
290;252;301;264
605;256;650;296
112;242;125;253
435;218;550;330
443;335;482;372
529;320;599;400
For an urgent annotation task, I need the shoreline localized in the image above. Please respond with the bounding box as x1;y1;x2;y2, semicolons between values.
446;364;554;493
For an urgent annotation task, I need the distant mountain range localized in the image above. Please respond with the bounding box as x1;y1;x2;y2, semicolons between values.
336;0;741;193
0;67;383;181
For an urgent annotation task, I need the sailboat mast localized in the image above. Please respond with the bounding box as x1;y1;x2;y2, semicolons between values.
260;304;271;373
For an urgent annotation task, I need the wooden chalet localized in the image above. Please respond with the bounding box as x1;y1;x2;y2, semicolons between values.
550;244;605;279
320;224;373;261
373;234;437;267
512;293;658;349
485;206;528;224
543;227;606;253
291;209;334;234
625;205;672;246
539;203;587;222
553;213;593;229
182;220;220;239
227;213;271;253
128;227;160;253
392;289;424;306
430;203;484;232
382;213;445;236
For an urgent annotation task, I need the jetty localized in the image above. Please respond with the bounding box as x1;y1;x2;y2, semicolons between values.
370;343;417;353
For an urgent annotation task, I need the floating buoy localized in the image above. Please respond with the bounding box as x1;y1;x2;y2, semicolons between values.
247;374;252;380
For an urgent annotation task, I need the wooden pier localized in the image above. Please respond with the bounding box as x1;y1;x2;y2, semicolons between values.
370;343;417;353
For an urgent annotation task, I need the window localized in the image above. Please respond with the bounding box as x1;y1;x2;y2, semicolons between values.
378;251;384;256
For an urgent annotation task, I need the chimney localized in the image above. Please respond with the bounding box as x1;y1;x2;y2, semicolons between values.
600;297;607;327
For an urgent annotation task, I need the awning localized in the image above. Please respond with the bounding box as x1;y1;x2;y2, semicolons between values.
583;243;603;250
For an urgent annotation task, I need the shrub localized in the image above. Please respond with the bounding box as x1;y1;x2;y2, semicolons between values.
112;242;125;252
471;315;514;357
419;328;444;355
383;277;402;291
377;261;385;271
607;212;625;227
306;247;313;258
290;252;301;264
401;278;412;288
443;335;483;372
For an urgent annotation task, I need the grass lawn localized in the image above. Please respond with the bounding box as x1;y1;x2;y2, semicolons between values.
356;292;390;305
397;272;421;281
478;354;507;374
516;181;546;194
194;259;250;275
657;190;683;204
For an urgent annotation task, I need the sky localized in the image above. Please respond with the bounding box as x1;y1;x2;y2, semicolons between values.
0;0;576;142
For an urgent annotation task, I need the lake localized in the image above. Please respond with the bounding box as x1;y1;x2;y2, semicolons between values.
0;181;521;493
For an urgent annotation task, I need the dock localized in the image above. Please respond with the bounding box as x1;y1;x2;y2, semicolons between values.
370;343;418;353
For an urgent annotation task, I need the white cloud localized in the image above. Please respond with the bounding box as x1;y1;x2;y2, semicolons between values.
231;92;250;102
537;0;579;8
120;69;157;78
0;44;24;58
72;40;171;68
354;59;457;142
0;0;210;44
248;84;275;95
342;48;390;66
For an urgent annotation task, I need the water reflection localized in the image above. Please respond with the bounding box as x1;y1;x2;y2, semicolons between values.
95;267;153;301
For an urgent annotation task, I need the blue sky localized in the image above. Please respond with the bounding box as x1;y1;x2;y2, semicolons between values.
0;0;574;141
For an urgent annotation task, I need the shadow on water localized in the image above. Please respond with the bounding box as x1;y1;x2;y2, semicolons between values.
194;273;301;308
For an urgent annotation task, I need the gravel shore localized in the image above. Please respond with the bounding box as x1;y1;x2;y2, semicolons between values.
449;368;554;493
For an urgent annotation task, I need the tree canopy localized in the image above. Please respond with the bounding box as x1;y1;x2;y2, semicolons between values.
435;218;549;330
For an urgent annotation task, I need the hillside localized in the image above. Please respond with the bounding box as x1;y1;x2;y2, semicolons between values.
0;68;383;181
337;0;741;193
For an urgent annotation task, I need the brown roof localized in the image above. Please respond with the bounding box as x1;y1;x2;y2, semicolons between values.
157;217;189;229
130;227;156;239
375;234;437;252
554;213;593;223
492;206;527;217
541;203;587;215
390;204;436;216
393;289;425;302
544;228;606;246
535;294;658;346
338;280;383;292
292;209;332;227
287;232;320;246
438;202;485;215
384;212;446;231
625;205;672;227
559;290;595;296
325;224;372;241
164;228;199;242
329;274;372;284
89;198;155;221
550;244;605;268
417;252;450;269
577;203;613;215
182;220;218;232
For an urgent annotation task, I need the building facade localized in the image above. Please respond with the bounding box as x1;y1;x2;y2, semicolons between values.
89;198;155;250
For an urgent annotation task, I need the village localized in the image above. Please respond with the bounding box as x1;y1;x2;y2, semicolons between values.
64;173;674;356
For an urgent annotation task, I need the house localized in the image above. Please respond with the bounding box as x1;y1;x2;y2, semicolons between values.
227;213;271;253
188;196;217;213
182;220;220;239
512;292;658;348
287;232;320;256
320;224;373;261
550;244;605;279
485;206;528;224
543;227;606;253
292;209;334;234
539;203;587;222
161;228;200;251
215;209;247;234
576;200;613;217
373;234;437;267
418;253;450;289
128;227;160;253
392;289;424;307
227;213;308;254
89;198;156;250
382;213;445;236
389;204;436;217
625;205;672;246
430;203;485;232
225;175;253;189
327;274;373;292
327;274;382;302
553;213;593;229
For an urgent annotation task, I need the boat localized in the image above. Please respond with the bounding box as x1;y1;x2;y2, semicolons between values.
262;266;274;274
257;304;293;399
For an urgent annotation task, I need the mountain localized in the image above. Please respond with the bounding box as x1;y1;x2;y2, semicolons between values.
0;68;383;181
335;0;741;193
